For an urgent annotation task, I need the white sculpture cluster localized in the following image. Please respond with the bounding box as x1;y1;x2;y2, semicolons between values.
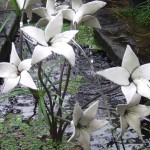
1;0;150;149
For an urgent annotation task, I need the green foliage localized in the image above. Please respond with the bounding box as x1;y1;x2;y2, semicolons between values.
114;1;150;28
67;75;83;94
0;12;14;33
76;25;102;50
62;21;102;50
0;114;73;150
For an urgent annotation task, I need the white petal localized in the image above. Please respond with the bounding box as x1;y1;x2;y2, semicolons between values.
132;64;150;80
32;7;49;18
45;12;63;42
122;45;140;74
55;5;69;12
127;93;141;107
26;6;32;21
20;70;37;89
0;63;17;78
46;0;55;15
79;101;99;126
77;15;101;28
21;26;48;46
10;43;21;66
74;1;106;23
87;119;109;133
18;59;32;71
51;30;78;43
36;18;50;28
121;83;137;103
117;116;128;141
134;79;150;99
62;9;75;21
2;76;20;93
68;125;80;142
128;105;150;117
96;67;130;86
126;114;143;141
72;0;83;12
73;103;83;126
78;129;90;150
31;45;53;65
116;104;127;116
52;42;75;66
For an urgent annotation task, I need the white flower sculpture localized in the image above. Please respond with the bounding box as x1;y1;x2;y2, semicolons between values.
97;45;150;102
62;0;106;28
6;0;41;21
32;0;69;27
116;93;150;141
21;13;78;66
0;43;37;93
68;101;109;150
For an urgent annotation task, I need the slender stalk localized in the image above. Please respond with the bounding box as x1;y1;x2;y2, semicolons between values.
62;64;71;99
59;60;66;96
19;13;24;60
82;85;120;109
38;62;57;141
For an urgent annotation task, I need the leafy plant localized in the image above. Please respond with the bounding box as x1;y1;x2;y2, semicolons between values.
114;0;150;28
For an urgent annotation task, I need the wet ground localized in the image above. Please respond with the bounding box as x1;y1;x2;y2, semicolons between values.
0;36;149;149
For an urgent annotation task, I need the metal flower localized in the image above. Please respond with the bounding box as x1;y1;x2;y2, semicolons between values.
116;94;150;141
68;101;109;150
6;0;41;21
97;45;150;102
0;43;37;93
62;0;106;28
32;0;69;27
21;13;78;66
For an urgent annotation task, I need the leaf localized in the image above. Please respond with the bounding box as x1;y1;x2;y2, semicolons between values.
0;12;13;33
10;0;21;16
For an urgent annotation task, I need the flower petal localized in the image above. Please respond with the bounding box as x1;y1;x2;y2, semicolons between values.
21;26;48;46
45;12;63;42
117;116;128;141
26;6;32;21
116;104;127;116
87;119;109;133
52;42;75;66
10;43;21;66
127;93;141;107
31;45;53;65
126;114;143;141
55;5;69;12
20;70;37;89
73;103;83;126
96;67;130;86
46;0;55;15
62;9;75;21
68;123;80;142
18;59;32;71
76;15;101;28
72;0;83;12
79;101;99;126
78;129;90;150
128;105;150;117
122;45;140;74
36;18;50;28
51;30;78;43
134;79;150;99
2;76;20;93
0;63;17;78
32;7;49;18
132;63;150;80
74;1;106;23
121;83;136;103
